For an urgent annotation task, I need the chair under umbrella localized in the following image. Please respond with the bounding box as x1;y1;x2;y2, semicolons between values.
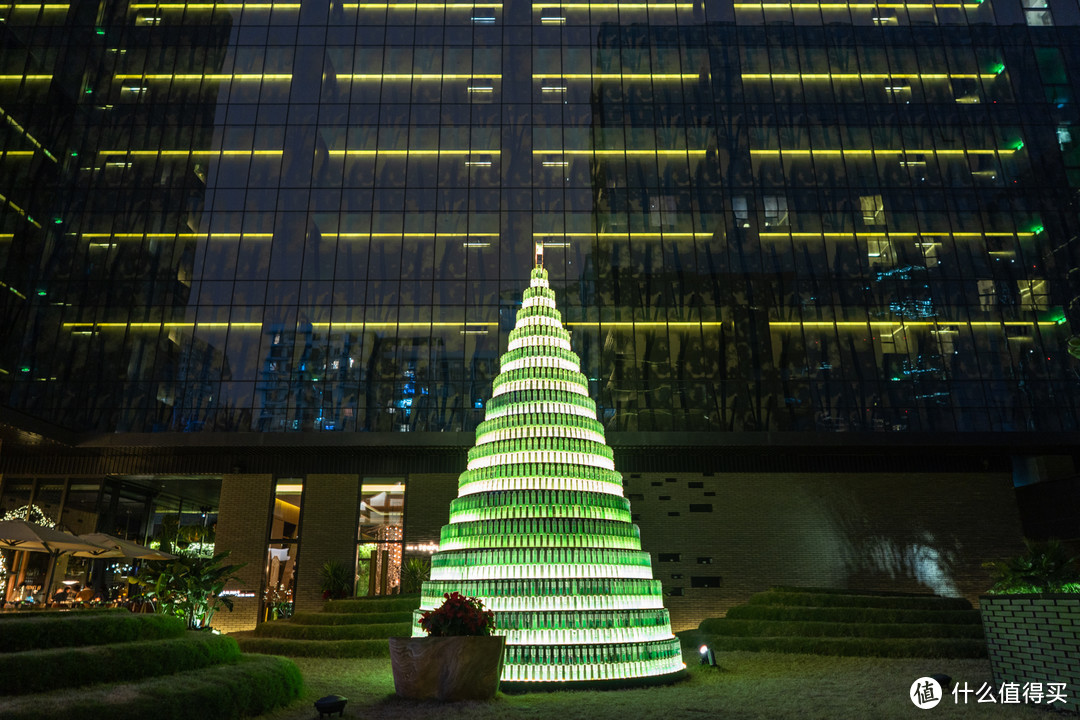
0;520;120;602
78;533;177;561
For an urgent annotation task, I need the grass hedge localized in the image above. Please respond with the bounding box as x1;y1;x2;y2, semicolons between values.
769;586;955;598
322;596;420;613
0;608;125;621
0;613;187;653
0;632;241;695
235;636;391;658
254;620;411;640
699;635;988;659
698;618;984;639
725;604;981;625
747;590;972;611
289;610;413;626
0;655;302;720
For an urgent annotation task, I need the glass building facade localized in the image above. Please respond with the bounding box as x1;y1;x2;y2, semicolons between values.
2;0;1080;437
4;0;1080;631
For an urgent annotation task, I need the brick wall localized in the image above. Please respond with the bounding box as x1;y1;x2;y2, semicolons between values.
628;471;1025;631
213;473;273;633
294;474;360;613
403;473;457;548
981;595;1080;712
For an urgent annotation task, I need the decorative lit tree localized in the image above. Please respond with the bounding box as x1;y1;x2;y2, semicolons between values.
414;263;685;685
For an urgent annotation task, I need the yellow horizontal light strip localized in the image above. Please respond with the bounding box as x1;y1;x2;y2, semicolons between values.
77;232;275;240
534;149;708;156
337;74;499;81
64;322;501;330
742;73;997;80
770;321;1056;327
343;2;501;7
533;232;711;239
327;149;498;156
128;2;300;7
759;231;1037;239
565;322;727;327
534;73;698;80
0;151;35;158
734;2;981;7
533;2;693;7
0;3;70;8
97;150;283;156
750;148;1014;156
114;74;292;81
0;233;15;240
0;75;53;81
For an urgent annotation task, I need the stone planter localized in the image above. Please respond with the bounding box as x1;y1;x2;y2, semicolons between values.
980;594;1080;713
389;635;506;701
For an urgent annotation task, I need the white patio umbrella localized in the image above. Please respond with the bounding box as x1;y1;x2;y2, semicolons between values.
78;533;178;561
0;520;120;600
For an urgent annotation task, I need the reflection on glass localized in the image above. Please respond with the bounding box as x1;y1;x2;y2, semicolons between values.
358;479;405;595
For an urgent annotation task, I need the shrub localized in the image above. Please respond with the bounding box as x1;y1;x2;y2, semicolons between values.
130;552;245;629
725;604;981;625
984;539;1080;594
419;592;494;637
400;557;431;594
319;560;354;600
0;613;186;653
292;609;414;625
697;618;983;639
0;655;302;720
747;590;972;611
699;635;987;659
0;632;241;695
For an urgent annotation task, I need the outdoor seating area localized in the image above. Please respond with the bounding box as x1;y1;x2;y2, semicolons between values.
0;519;176;613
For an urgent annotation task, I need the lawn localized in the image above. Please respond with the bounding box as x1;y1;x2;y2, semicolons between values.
258;649;1053;720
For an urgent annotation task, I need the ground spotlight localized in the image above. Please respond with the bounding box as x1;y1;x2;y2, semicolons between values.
699;644;716;667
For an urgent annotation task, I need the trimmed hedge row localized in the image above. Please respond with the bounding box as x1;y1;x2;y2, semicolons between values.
234;636;390;658
0;608;125;621
700;635;988;659
1;613;187;653
769;586;955;598
747;590;972;611
254;620;411;640
725;604;982;625
322;595;420;614
290;610;413;626
0;655;302;720
0;632;241;695
698;618;984;639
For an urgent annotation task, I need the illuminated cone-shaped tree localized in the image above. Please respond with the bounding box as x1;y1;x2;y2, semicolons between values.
414;265;686;685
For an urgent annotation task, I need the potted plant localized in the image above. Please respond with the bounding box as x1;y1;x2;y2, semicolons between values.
319;560;353;600
389;592;505;701
980;540;1080;713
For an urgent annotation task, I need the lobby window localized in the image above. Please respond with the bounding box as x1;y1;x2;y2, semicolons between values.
732;196;750;227
358;478;405;595
264;479;302;621
1022;0;1053;25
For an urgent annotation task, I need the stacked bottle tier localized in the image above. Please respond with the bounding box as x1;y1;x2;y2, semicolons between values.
431;547;653;580
499;345;581;373
420;578;665;612
413;607;674;644
475;413;605;443
500;639;685;682
457;463;624;495
467;437;613;464
491;367;591;396
448;489;631;523
484;388;597;417
439;517;641;550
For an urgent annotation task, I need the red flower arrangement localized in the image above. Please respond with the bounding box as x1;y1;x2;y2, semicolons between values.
419;592;496;637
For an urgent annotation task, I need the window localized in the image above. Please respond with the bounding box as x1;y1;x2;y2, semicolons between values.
860;194;885;226
1018;279;1049;310
1022;0;1053;25
763;195;789;227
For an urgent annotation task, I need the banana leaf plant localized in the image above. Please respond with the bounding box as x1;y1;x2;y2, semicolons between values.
130;551;245;629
